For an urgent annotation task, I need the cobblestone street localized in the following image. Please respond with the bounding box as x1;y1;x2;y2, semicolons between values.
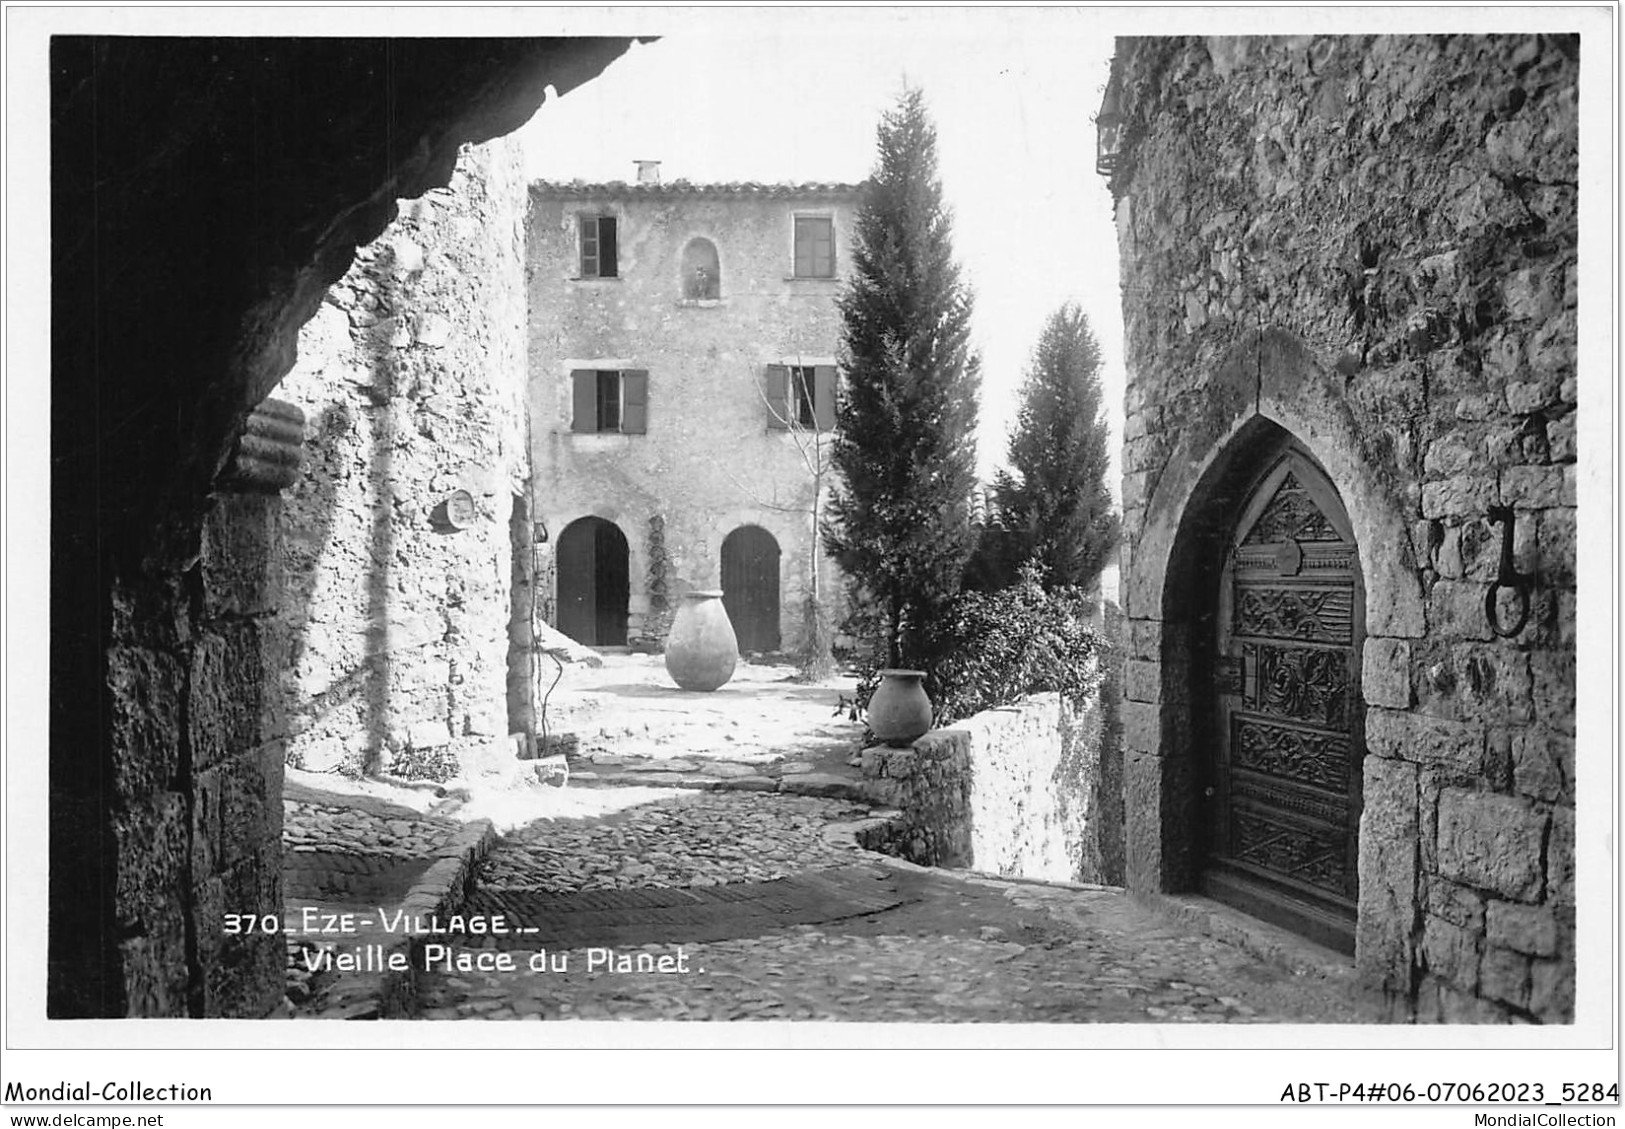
412;791;1381;1023
281;657;1385;1024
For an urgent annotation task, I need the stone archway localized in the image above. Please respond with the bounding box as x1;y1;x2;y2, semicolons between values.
48;36;638;1017
1147;417;1370;953
1121;328;1436;1002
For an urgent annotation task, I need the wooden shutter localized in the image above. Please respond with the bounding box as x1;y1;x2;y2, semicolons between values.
599;217;618;278
812;219;833;277
813;365;838;431
570;369;596;431
579;216;598;277
793;218;813;277
620;370;648;434
764;365;790;430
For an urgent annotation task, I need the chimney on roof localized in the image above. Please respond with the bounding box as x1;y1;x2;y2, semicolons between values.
635;160;662;185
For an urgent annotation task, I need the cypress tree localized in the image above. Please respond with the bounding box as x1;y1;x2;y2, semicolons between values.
824;87;981;668
993;302;1119;592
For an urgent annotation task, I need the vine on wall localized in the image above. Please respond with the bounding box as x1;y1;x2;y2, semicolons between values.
642;513;674;647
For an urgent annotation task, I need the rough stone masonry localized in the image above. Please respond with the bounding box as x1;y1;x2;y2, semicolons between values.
1107;34;1576;1022
278;136;532;780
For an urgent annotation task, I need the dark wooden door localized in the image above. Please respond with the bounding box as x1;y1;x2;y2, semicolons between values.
592;520;629;645
1205;452;1364;954
721;526;780;653
555;517;628;647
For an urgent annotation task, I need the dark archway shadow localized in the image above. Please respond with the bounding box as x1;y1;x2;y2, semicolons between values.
557;516;630;646
1157;415;1299;894
46;35;640;1018
721;524;782;654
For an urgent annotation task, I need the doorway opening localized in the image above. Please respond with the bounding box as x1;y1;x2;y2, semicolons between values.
555;516;630;647
721;524;781;654
1192;441;1365;954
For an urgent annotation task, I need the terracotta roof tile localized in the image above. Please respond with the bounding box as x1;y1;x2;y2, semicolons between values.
529;179;868;198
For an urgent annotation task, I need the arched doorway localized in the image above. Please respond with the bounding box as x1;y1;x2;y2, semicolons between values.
1201;445;1364;954
721;525;781;653
555;516;630;647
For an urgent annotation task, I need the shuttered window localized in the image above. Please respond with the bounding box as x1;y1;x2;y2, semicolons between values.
571;369;597;432
812;364;837;430
791;367;817;428
765;364;837;431
793;216;834;278
595;371;621;432
569;369;647;434
764;365;790;429
578;215;618;278
619;370;648;434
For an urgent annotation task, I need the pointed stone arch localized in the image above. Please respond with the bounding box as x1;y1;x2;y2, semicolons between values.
1142;420;1365;953
1123;329;1424;971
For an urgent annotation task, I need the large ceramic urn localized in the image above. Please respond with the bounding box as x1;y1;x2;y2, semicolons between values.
664;590;739;691
867;669;933;747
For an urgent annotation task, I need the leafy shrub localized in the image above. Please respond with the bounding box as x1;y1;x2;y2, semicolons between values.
960;525;1031;593
850;564;1104;730
642;514;673;647
388;741;460;783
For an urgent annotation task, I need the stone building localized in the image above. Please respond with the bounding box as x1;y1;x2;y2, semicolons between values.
1104;34;1578;1022
527;173;862;654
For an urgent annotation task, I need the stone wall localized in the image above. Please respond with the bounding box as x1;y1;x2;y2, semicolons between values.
1107;34;1576;1022
276;137;532;778
64;408;301;1017
187;486;292;1016
527;185;860;653
1095;602;1128;887
860;690;1119;884
860;731;973;868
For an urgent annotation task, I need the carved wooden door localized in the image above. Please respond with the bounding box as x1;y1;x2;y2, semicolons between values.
1207;452;1363;954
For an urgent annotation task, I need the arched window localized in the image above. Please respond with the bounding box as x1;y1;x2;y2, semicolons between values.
681;238;721;300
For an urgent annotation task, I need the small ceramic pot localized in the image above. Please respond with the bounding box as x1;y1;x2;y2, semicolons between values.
664;590;738;691
867;669;933;747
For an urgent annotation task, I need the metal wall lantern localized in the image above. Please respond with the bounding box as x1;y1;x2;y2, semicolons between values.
1096;69;1125;179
